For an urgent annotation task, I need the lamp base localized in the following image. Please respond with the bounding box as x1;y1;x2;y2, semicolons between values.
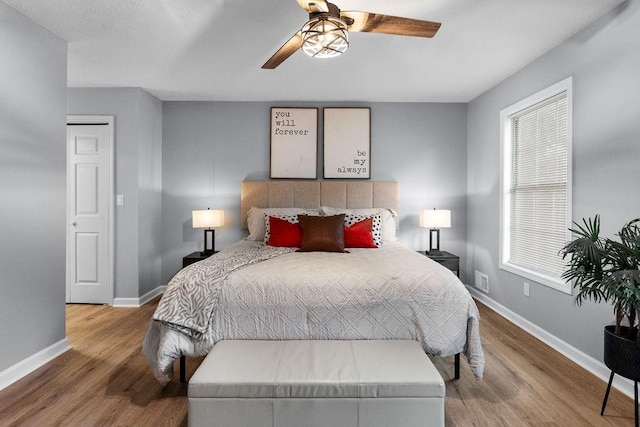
428;228;441;253
425;250;445;256
203;229;216;256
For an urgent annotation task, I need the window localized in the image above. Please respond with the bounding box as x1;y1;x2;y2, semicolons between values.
500;77;573;294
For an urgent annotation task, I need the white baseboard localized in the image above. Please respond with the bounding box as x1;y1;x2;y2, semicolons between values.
467;286;634;399
0;338;71;392
0;285;165;391
113;286;165;308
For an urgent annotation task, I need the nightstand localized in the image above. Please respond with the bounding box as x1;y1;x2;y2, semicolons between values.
424;251;460;277
183;251;217;268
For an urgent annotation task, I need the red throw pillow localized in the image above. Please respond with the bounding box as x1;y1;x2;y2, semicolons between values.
266;216;302;247
344;217;377;248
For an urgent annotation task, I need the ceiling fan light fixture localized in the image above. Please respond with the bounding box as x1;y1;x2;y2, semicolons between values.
301;15;349;59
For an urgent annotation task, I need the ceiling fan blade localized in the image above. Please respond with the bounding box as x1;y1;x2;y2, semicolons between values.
296;0;329;13
262;32;303;69
341;11;441;38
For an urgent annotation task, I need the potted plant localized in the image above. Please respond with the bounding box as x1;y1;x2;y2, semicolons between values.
560;215;640;421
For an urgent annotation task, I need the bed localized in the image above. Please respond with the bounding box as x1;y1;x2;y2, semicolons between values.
143;180;484;384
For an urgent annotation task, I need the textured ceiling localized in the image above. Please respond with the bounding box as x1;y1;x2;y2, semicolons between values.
3;0;624;102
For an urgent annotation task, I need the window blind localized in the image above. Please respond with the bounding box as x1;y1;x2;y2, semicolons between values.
509;93;568;278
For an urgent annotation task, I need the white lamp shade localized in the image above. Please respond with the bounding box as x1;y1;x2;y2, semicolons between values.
192;209;224;228
419;209;451;228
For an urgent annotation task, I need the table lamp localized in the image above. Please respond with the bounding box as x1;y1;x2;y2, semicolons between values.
192;208;224;255
419;209;451;254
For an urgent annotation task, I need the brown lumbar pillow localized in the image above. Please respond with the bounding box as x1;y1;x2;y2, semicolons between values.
297;214;346;252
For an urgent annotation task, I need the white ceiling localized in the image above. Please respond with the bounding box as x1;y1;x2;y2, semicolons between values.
4;0;623;102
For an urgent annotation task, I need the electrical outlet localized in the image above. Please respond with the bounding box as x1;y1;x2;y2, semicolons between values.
475;271;489;293
524;282;530;297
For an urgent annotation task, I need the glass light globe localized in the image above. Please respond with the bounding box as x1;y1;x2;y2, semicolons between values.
301;16;349;59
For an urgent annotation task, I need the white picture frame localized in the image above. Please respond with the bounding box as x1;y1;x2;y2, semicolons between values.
323;108;371;179
270;107;318;179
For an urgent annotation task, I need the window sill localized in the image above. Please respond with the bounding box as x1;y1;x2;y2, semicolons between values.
499;261;572;295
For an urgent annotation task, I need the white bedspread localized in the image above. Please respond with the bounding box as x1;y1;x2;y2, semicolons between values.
143;240;484;383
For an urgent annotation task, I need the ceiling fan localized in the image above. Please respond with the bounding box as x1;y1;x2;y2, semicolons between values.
262;0;441;69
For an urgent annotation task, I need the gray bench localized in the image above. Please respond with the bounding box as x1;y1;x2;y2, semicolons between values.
188;340;445;427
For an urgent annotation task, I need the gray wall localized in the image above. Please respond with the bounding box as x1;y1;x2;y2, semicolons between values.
466;0;640;360
67;88;163;299
161;102;468;285
0;3;67;371
137;91;163;297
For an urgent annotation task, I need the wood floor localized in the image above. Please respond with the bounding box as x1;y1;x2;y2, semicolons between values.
0;299;635;426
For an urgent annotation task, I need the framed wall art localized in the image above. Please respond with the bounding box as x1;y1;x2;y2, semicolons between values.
323;107;370;179
270;107;318;179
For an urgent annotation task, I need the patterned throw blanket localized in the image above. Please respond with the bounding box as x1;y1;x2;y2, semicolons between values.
152;243;295;339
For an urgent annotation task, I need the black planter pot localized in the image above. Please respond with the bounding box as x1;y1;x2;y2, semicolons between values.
602;325;640;427
604;325;640;381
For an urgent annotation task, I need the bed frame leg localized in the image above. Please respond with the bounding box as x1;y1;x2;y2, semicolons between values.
454;353;460;379
180;356;186;383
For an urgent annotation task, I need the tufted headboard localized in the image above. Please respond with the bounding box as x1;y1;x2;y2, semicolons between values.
240;180;398;230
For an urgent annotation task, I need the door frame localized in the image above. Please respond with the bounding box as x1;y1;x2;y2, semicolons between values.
66;115;115;305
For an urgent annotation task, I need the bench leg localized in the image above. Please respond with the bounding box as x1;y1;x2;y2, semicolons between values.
180;356;187;383
454;353;460;379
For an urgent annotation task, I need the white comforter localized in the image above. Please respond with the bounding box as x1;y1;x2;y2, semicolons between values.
143;240;485;383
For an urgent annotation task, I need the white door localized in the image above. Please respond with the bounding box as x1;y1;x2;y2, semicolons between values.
66;121;113;304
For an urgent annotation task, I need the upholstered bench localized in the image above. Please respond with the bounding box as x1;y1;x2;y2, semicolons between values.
188;340;445;427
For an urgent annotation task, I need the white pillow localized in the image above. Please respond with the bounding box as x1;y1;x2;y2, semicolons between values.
320;206;398;243
246;207;319;241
